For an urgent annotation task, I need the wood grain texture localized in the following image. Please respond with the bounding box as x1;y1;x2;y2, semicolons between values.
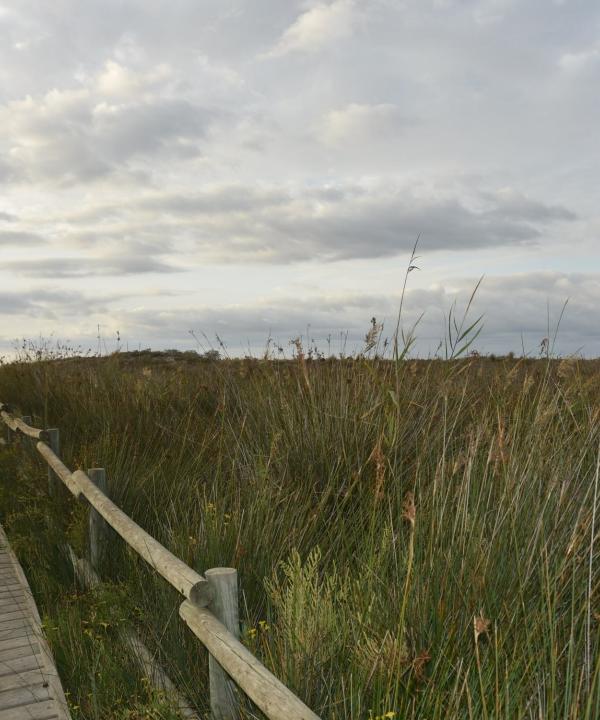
180;600;320;720
46;458;213;606
0;404;320;719
0;524;70;719
0;412;47;441
205;568;241;719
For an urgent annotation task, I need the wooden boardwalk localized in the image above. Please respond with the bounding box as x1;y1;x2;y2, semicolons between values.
0;524;70;720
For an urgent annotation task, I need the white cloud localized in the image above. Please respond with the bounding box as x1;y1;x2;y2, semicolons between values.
96;60;143;96
0;0;598;356
318;103;411;145
558;46;600;72
96;60;172;97
0;75;216;184
195;55;242;90
263;0;357;58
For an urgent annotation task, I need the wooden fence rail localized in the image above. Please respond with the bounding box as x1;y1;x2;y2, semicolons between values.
0;402;320;720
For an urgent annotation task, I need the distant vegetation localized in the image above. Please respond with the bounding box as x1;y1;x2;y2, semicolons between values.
1;348;599;718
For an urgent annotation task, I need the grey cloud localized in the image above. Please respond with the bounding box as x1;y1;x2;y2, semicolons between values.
0;1;301;101
123;184;577;262
56;183;577;263
138;186;290;215
452;273;600;355
1;0;598;196
0;0;598;356
4;254;180;278
23;140;112;185
62;185;295;225
0;155;17;184
483;192;577;223
402;272;600;354
0;229;47;245
117;295;394;352
116;271;600;356
274;196;541;261
1;90;216;185
0;293;37;315
95;99;215;161
1;271;597;356
0;211;17;222
0;288;114;319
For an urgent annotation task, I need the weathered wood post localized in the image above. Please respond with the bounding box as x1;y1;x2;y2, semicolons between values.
46;428;60;497
87;468;109;571
205;567;241;719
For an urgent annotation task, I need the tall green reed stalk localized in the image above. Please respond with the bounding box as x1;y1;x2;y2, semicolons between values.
0;342;599;718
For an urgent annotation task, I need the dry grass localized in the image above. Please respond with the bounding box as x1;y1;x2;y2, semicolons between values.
1;350;600;718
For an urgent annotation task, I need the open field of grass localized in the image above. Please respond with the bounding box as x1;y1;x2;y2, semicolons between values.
1;351;600;719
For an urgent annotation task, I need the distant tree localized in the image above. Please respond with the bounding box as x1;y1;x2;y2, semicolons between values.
199;349;220;361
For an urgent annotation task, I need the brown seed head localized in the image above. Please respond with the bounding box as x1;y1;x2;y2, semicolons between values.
411;649;431;682
370;436;386;502
402;491;416;527
473;612;491;642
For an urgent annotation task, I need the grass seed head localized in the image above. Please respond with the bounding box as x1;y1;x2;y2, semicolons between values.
474;612;491;642
402;491;416;526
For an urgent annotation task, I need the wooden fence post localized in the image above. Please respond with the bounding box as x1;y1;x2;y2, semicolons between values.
88;468;108;571
46;428;60;497
205;568;241;719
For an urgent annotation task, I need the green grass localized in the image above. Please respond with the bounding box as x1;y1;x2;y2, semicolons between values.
1;351;599;719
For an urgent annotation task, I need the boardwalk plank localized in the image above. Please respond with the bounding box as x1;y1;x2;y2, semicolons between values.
0;668;54;693
0;644;40;664
0;619;33;633
0;613;28;625
0;700;58;719
0;630;37;643
0;588;26;598
0;525;70;719
0;683;51;709
0;654;41;677
0;637;40;656
0;596;27;608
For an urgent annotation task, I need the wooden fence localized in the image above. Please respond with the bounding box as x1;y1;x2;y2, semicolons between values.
0;402;320;720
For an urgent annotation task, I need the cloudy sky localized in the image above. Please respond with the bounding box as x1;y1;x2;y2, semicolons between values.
0;0;598;358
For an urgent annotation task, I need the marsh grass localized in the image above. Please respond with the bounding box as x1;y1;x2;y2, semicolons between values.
1;350;600;718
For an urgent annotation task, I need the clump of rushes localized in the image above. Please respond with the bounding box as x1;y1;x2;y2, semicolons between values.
1;341;600;718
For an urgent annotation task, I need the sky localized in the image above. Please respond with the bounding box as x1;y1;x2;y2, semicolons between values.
0;0;598;358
